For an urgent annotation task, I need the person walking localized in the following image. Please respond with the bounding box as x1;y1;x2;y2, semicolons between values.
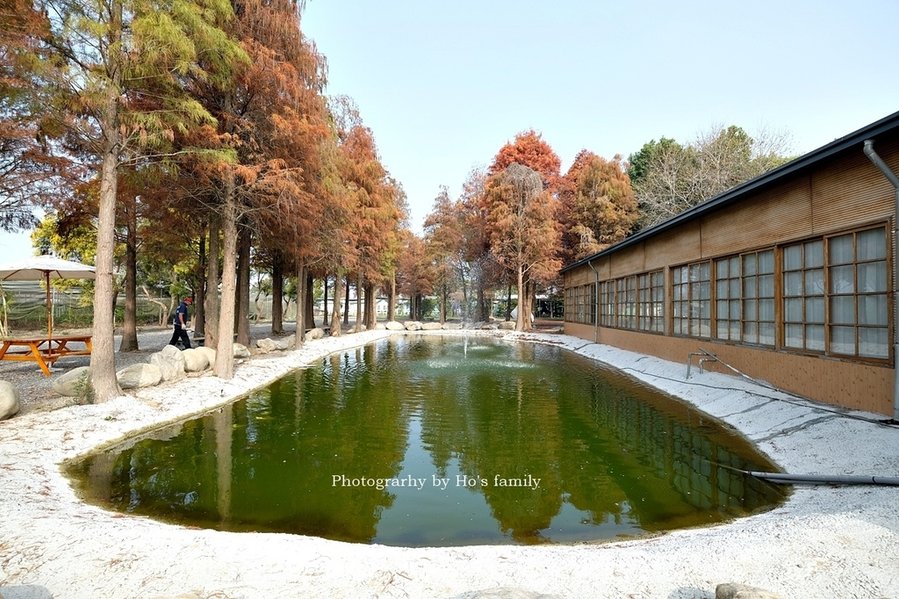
169;296;193;349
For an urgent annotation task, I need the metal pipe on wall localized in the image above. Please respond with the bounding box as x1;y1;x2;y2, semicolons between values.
587;259;599;343
863;139;899;422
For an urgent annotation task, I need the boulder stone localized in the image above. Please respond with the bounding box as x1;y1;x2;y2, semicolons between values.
404;321;422;331
443;322;463;330
51;366;92;397
373;322;387;330
716;583;783;599
256;338;278;353
498;321;516;330
384;321;405;331
420;322;442;330
196;346;217;368
305;327;325;341
149;344;186;382
182;348;209;372
273;334;295;350
0;380;20;420
116;363;163;389
232;343;251;358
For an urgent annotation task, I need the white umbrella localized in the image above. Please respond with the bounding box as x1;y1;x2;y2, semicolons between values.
0;255;96;339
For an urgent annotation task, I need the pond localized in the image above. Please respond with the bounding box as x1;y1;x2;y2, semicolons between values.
67;335;787;546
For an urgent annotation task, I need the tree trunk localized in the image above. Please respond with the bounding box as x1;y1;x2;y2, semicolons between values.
205;216;220;349
89;0;124;402
271;253;283;334
364;283;376;328
354;274;363;333
505;283;513;321
293;261;305;349
515;267;526;331
214;177;238;379
305;272;314;328
119;194;139;351
387;274;396;321
343;276;350;325
322;275;328;327
235;223;250;346
440;284;448;324
195;233;206;338
330;274;343;336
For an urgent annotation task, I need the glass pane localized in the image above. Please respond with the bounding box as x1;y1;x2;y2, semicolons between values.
652;271;663;286
730;322;740;339
716;259;729;278
730;300;741;319
829;265;855;294
743;299;757;320
699;300;710;319
858;261;887;293
805;240;824;268
700;262;710;280
785;298;803;322
743;253;758;276
717;321;729;339
830;296;855;325
859;327;889;358
730;256;740;275
830;325;856;355
784;272;802;296
743;276;757;299
729;278;740;297
759;250;774;274
784;245;802;270
807;325;825;351
859;295;888;326
759;275;774;297
699;281;710;300
674;268;683;284
759;299;774;321
759;322;775;346
742;322;758;343
785;323;803;348
716;300;728;319
717;280;728;298
805;269;825;295
829;234;853;265
806;297;825;323
858;228;886;261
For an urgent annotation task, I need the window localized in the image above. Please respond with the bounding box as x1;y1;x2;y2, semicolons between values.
566;283;596;325
715;255;741;341
783;239;825;352
599;281;614;327
742;250;775;346
828;228;888;358
673;261;710;338
616;276;637;329
638;271;664;332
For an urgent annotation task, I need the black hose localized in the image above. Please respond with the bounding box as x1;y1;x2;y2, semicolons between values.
746;471;899;486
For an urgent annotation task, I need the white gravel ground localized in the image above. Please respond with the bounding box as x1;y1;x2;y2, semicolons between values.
1;329;898;599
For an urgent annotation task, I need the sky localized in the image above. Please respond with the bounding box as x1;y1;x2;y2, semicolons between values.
2;0;898;259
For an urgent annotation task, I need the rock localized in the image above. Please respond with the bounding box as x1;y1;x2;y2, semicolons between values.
384;321;405;331
149;345;186;382
479;323;498;330
443;322;463;330
273;334;295;350
182;348;209;372
196;346;217;369
498;321;516;330
0;380;20;420
305;327;325;341
256;338;278;353
374;322;386;330
404;321;422;331
716;583;783;599
420;322;442;330
232;343;250;358
51;366;92;397
116;363;163;389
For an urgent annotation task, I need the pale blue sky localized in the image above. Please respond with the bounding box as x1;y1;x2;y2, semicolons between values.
2;0;897;259
302;0;899;230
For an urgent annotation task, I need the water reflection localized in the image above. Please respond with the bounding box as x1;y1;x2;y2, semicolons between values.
68;335;786;546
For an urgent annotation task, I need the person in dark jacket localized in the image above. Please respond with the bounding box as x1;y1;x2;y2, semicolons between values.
169;296;193;349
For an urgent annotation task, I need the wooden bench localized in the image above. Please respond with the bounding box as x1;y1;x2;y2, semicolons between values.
0;335;93;376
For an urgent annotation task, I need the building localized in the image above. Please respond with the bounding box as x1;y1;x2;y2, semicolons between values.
561;111;899;418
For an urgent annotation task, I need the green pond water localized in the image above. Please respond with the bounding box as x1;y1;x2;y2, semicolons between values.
67;335;787;546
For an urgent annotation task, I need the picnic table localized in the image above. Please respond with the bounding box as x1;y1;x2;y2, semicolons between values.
0;335;93;376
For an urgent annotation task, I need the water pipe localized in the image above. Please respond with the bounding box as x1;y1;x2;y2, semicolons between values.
745;471;899;487
863;139;899;423
587;258;599;343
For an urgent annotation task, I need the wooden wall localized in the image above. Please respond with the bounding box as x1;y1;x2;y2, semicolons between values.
562;136;899;416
